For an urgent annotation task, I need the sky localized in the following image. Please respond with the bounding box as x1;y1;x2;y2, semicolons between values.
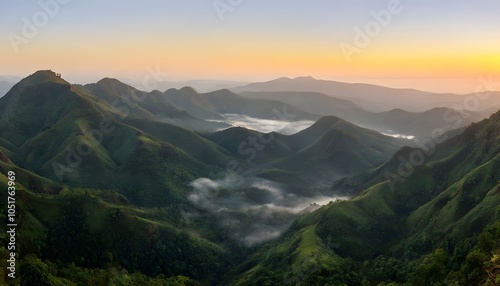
1;0;499;93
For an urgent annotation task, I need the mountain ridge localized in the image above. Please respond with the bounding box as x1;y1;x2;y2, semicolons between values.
1;70;498;285
232;76;500;113
228;108;500;285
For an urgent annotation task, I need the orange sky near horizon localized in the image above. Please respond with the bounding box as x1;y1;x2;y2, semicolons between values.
4;37;498;94
1;1;499;94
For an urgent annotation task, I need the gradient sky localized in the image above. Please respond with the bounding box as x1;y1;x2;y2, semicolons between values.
1;0;499;93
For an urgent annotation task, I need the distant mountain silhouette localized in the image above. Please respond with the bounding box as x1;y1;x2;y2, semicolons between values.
232;76;500;112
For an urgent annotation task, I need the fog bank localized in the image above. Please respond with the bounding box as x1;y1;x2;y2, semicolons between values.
187;175;349;246
221;114;315;135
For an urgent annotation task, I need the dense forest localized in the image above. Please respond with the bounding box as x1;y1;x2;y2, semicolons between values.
0;71;498;285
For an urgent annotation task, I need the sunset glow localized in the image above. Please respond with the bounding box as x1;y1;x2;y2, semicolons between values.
1;0;499;93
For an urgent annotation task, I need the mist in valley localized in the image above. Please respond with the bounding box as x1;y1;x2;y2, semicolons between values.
187;174;349;246
211;114;315;135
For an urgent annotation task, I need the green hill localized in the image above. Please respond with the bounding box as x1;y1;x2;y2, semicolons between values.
2;71;498;285
203;127;291;165
269;117;404;181
240;91;490;140
0;167;231;285
201;89;320;121
228;110;500;285
165;87;223;120
0;70;228;206
85;77;228;132
204;116;406;193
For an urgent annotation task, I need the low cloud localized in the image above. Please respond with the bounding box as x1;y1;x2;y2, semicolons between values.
222;114;314;135
382;130;415;140
186;175;349;246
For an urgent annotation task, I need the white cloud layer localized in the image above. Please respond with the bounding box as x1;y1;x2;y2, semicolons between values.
187;175;349;246
220;114;315;135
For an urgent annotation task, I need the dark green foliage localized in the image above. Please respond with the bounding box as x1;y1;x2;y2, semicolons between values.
228;111;500;285
14;190;229;285
19;254;202;286
0;72;499;285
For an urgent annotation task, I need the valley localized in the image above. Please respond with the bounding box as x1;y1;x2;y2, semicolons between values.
0;70;498;285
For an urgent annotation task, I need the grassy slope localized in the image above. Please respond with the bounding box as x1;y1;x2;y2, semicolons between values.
269;117;405;183
318;111;499;258
0;164;232;285
202;117;408;197
226;223;339;286
123;118;231;167
228;110;500;285
0;71;226;206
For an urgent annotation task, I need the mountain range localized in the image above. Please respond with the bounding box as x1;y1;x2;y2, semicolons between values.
0;76;20;98
233;76;500;113
124;79;248;93
239;90;494;139
0;70;498;285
